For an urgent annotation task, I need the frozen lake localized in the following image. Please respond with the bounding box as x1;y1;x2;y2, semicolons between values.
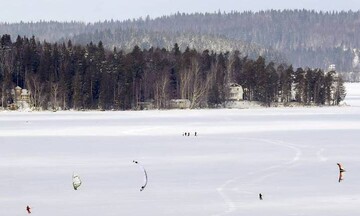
0;83;360;216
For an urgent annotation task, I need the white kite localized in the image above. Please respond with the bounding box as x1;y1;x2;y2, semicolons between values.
72;173;82;190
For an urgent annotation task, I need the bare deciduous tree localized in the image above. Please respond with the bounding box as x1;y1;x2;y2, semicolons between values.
154;74;169;109
180;59;212;108
26;74;46;110
50;82;59;110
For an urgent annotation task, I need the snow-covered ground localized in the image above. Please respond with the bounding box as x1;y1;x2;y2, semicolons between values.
0;83;360;216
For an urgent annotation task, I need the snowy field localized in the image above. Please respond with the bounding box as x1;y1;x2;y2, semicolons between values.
1;83;360;216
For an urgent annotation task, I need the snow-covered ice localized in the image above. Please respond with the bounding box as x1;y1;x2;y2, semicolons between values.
0;83;360;216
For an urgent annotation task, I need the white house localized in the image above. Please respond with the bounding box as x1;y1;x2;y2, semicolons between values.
228;83;244;101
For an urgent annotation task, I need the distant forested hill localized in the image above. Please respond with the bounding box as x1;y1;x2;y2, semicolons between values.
69;28;285;62
0;21;284;63
1;10;360;73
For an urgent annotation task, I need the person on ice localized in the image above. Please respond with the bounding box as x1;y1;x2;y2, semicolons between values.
26;205;31;214
259;193;263;200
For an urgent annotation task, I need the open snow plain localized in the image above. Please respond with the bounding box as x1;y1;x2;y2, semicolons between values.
1;83;360;216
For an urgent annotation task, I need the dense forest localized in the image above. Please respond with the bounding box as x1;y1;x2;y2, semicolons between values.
1;10;360;75
0;35;345;110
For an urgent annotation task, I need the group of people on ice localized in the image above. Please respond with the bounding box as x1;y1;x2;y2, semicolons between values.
183;131;197;136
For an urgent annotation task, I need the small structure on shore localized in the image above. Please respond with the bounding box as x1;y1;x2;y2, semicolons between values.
170;99;191;109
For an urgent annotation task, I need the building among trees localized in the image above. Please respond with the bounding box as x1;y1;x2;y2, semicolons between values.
228;83;244;101
5;86;30;110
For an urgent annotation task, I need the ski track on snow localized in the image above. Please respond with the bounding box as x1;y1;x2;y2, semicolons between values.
213;137;305;216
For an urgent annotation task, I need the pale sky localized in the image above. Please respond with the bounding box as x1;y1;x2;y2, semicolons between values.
1;0;360;23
